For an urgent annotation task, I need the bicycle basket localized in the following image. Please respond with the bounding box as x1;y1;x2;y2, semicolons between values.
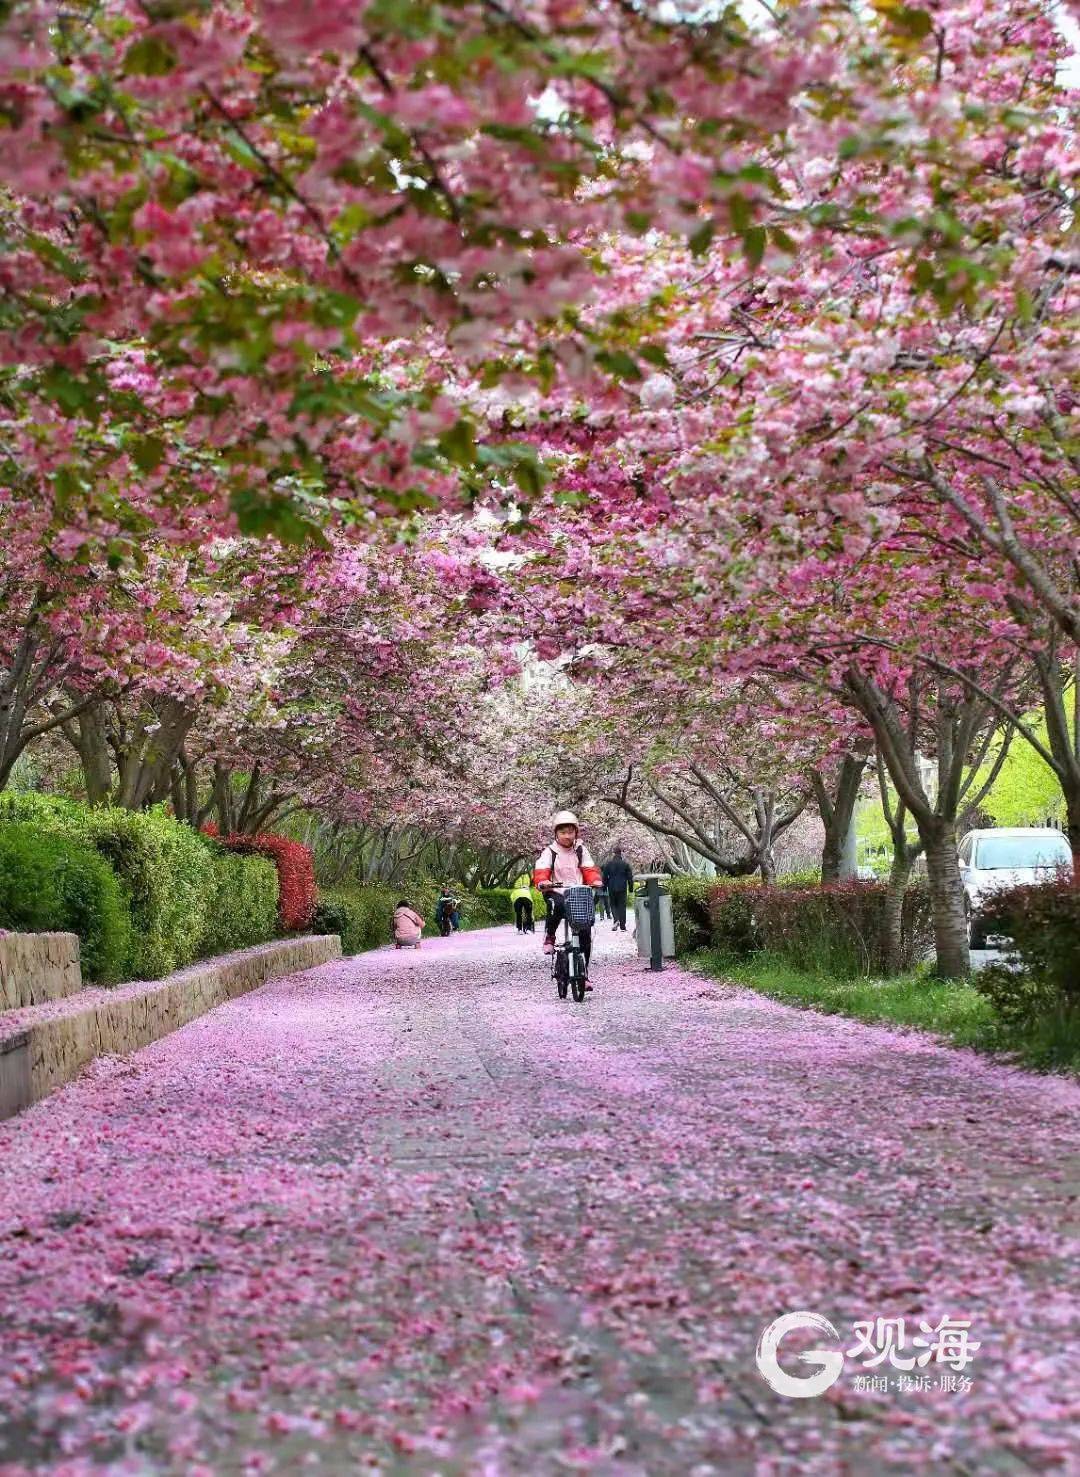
563;886;596;930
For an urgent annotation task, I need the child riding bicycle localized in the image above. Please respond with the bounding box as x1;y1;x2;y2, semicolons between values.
533;811;602;964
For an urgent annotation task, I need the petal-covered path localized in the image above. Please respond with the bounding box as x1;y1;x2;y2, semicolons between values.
1;928;1078;1475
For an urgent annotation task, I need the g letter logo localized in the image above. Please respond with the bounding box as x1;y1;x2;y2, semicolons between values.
755;1311;845;1398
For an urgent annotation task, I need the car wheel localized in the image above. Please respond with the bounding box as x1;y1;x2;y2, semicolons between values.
966;902;987;950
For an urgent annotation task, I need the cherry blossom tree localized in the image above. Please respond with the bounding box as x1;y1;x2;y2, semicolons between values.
1;0;1075;987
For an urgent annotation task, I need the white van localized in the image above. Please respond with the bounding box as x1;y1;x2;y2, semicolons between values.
958;827;1073;947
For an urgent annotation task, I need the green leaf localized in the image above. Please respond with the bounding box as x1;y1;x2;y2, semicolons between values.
886;6;934;40
513;459;546;498
52;465;85;513
913;259;936;291
885;216;923;241
742;226;767;269
39;367;98;416
596;349;642;382
480;122;547;155
439;418;477;467
222;134;264;175
688;220;715;257
122;35;178;76
728;193;752;234
230;490;330;548
364;0;443;34
736;163;781;192
130;435;166;474
25;232;85;283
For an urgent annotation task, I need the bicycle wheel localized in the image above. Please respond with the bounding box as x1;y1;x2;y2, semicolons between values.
570;947;587;1002
554;950;569;999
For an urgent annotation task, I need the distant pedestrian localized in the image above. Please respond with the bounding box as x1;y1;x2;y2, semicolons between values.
602;847;634;931
393;900;425;949
435;883;461;937
595;885;610;921
511;872;535;932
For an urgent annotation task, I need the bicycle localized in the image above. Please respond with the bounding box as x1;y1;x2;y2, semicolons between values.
548;885;594;1003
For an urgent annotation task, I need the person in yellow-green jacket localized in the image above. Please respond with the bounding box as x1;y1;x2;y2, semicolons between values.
510;873;535;933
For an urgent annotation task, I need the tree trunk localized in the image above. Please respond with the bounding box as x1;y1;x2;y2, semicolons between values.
114;697;195;809
922;823;970;978
820;837;841;883
812;753;867;884
845;665;993;979
169;753;204;827
62;701;113;806
170;763;187;822
235;763;262;834
185;756;200;826
883;851;913;976
1065;797;1080;866
213;760;236;835
1037;645;1080;863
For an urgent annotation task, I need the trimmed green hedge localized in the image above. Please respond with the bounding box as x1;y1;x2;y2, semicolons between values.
669;877;715;955
978;878;1078;998
0;795;280;980
200;849;280;957
314;881;517;955
472;888;516;925
313;885;401;956
0;821;131;983
708;881;764;959
748;882;933;977
0;794;218;978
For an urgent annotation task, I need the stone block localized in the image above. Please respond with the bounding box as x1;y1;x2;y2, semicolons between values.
0;1030;31;1119
0;932;82;1010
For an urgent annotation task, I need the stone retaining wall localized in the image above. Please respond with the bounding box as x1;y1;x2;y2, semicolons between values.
0;935;341;1120
0;932;82;1010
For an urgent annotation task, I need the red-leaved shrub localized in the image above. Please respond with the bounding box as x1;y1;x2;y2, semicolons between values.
707;881;762;958
978;878;1079;1003
706;879;933;976
204;827;317;932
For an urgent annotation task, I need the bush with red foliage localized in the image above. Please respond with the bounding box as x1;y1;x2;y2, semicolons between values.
203;826;317;932
978;877;1079;1001
706;879;934;977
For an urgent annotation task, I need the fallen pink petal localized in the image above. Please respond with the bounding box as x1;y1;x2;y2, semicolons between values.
2;929;1078;1472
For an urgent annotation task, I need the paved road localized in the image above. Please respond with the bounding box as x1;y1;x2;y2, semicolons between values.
1;928;1078;1474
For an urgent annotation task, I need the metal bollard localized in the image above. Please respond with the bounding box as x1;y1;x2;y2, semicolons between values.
646;876;663;972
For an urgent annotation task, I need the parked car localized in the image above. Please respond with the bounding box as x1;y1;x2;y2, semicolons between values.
958;827;1073;947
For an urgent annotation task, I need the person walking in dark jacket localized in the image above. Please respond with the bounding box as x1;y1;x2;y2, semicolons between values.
602;848;634;931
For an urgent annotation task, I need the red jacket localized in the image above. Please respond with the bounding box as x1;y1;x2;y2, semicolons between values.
533;840;602;890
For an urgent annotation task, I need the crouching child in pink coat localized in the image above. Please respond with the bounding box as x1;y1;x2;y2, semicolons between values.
393;900;425;949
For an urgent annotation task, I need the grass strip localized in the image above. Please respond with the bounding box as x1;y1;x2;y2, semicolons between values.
689;949;1079;1075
